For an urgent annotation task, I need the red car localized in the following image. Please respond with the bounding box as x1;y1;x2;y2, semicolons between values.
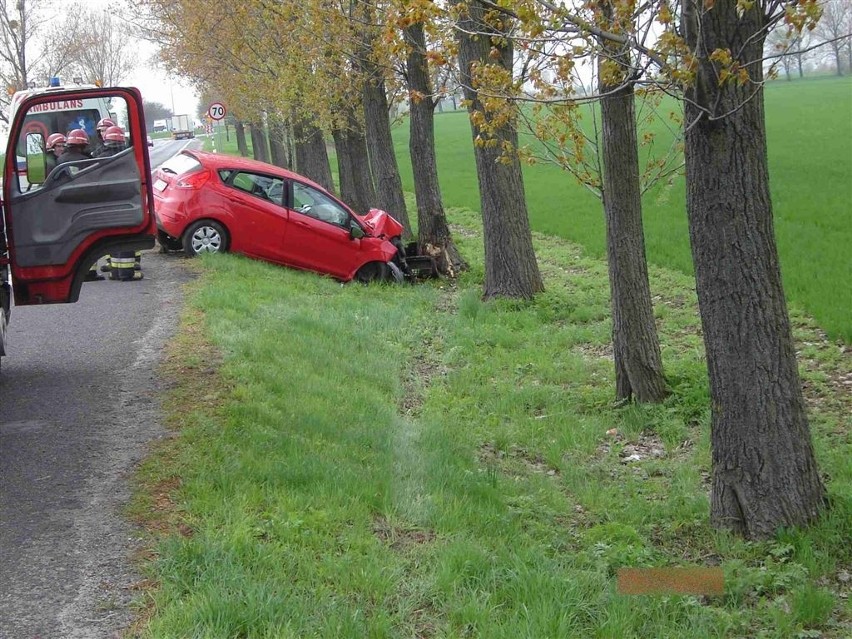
152;150;406;282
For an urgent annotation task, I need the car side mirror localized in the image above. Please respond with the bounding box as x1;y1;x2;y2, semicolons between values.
350;222;365;240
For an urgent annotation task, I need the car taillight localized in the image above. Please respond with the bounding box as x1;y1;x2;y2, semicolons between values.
174;170;210;189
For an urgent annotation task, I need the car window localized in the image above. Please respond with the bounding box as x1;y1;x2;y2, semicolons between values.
292;182;350;227
229;171;285;204
160;152;202;176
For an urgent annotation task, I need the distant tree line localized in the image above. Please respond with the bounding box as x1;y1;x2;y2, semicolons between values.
766;0;852;79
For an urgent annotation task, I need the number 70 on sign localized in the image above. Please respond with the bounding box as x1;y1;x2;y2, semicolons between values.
208;102;226;121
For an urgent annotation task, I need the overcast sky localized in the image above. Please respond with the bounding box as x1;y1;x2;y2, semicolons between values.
117;32;200;118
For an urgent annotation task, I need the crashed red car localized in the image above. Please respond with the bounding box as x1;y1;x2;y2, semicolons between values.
152;150;407;282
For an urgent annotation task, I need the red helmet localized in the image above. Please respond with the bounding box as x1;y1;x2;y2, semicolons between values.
66;128;89;146
46;133;66;151
96;117;116;132
103;125;125;144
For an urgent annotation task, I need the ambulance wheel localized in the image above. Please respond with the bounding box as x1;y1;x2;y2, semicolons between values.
183;220;229;256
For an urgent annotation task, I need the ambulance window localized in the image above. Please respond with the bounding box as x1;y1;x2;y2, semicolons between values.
11;94;136;194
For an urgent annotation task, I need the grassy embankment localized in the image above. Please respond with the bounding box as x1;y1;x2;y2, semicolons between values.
129;241;850;632
129;76;850;636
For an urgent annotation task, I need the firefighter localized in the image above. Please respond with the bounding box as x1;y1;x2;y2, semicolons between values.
95;125;126;157
91;117;116;157
99;125;142;280
55;129;104;281
102;125;143;281
56;128;92;165
45;133;66;176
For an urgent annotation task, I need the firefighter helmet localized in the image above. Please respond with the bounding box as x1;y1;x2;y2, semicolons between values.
103;125;125;144
96;117;116;132
66;128;89;146
46;133;66;151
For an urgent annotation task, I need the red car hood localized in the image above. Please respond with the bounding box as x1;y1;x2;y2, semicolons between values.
355;208;404;239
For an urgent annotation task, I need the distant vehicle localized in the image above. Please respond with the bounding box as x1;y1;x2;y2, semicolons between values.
168;115;194;140
147;135;153;147
151;150;436;283
152;118;167;132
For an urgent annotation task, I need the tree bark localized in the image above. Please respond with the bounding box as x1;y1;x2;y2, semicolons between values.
455;0;543;299
235;121;249;157
268;118;291;170
682;0;826;538
404;21;467;276
357;5;413;240
331;108;376;215
294;118;335;194
249;123;269;163
598;42;668;404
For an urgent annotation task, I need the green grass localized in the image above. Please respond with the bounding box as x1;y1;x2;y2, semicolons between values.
130;209;851;637
390;76;852;343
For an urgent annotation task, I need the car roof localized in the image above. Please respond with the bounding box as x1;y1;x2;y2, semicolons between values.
185;150;328;193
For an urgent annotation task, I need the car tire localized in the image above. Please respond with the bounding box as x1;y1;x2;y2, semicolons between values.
355;261;392;284
183;220;229;256
158;231;183;253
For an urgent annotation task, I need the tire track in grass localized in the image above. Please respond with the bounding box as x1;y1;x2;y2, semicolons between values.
373;288;456;637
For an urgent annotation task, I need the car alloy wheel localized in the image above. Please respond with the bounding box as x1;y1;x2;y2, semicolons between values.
183;220;228;256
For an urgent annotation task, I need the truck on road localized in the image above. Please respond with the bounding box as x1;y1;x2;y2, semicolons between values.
1;82;156;371
169;114;194;140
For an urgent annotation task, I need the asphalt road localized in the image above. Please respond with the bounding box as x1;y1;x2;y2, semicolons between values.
0;138;199;638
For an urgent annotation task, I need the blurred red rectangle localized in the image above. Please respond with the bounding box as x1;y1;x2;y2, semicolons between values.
616;567;724;595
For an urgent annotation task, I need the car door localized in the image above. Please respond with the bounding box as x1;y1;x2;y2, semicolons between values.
1;87;155;305
219;170;289;262
281;181;363;279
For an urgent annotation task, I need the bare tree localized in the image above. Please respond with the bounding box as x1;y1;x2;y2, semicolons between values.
67;5;136;86
815;0;852;75
0;0;71;121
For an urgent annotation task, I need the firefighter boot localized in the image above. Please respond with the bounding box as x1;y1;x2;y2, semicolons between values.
109;252;137;281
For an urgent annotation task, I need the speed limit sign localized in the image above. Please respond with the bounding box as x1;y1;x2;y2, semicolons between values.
208;102;226;121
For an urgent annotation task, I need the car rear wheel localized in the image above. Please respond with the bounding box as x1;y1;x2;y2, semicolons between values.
183;220;229;256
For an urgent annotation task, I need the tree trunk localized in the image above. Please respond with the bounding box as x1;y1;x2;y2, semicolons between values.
455;0;543;299
294;118;335;194
358;24;413;239
682;0;826;538
832;43;843;76
404;21;467;276
598;43;668;404
268;119;291;170
249;123;269;163
331;109;376;215
235;121;249;157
